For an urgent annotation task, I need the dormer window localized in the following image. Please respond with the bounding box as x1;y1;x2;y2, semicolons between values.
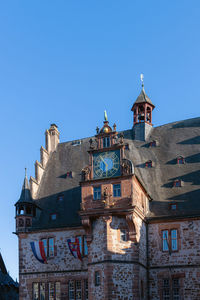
50;213;57;221
177;156;185;165
173;179;181;187
103;137;110;148
145;160;153;168
149;140;156;147
66;171;73;178
58;194;64;201
170;203;177;210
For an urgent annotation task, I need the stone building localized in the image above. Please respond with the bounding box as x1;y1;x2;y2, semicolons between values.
0;252;19;299
15;85;200;300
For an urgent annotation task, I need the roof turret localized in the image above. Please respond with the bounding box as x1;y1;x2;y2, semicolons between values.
16;169;33;205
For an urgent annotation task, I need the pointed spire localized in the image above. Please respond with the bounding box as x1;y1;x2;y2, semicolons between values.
17;169;33;204
0;252;7;274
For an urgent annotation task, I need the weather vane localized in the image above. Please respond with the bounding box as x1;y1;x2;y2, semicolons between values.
140;73;144;89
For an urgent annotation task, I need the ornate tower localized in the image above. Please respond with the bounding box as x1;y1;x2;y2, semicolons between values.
15;170;38;233
80;112;149;299
131;75;155;141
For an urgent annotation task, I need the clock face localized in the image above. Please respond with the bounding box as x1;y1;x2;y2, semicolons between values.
93;150;120;179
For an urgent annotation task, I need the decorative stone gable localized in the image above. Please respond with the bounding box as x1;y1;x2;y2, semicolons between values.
30;124;60;199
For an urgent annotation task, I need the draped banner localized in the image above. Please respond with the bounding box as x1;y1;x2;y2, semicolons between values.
30;241;47;264
67;237;82;261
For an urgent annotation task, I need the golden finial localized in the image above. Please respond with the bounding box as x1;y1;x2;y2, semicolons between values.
104;110;108;121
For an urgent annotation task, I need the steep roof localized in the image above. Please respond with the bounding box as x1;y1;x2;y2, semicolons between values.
16;172;33;205
31;116;200;230
0;253;18;288
132;88;154;109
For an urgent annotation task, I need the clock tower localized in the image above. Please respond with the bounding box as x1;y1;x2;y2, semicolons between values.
80;113;149;299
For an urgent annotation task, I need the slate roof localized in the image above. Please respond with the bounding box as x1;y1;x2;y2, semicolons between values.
0;253;18;288
16;174;33;205
31;117;200;230
132;88;154;107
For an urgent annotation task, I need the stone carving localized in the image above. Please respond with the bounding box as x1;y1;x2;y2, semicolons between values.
121;159;133;175
81;167;91;181
89;138;95;149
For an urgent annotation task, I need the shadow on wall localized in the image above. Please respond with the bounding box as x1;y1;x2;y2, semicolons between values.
35;186;82;229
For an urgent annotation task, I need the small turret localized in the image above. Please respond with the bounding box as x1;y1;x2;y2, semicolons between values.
131;75;155;141
15;169;38;233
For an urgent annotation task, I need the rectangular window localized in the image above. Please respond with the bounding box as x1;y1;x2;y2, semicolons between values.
75;280;82;300
162;278;180;300
113;184;121;197
162;230;169;251
77;236;88;257
162;229;178;252
84;279;88;300
172;278;180;300
55;282;61;300
41;238;55;257
83;236;88;256
40;283;45;300
68;280;87;300
171;229;178;251
162;279;170;300
103;137;110;148
49;238;54;257
93;186;101;200
49;283;54;300
33;283;39;300
69;280;75;300
95;271;101;286
42;239;47;257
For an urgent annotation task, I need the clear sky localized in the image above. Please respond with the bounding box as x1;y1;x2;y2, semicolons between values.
0;0;200;280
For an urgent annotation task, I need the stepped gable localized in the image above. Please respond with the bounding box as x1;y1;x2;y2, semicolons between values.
32;117;200;230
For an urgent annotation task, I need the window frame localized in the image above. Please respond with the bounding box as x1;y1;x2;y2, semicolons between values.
41;237;55;258
161;229;178;253
161;277;181;300
103;136;110;148
94;271;101;286
93;186;101;200
76;235;88;257
68;279;88;300
113;183;121;198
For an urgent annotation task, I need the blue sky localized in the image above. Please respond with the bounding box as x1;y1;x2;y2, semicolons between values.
0;0;200;280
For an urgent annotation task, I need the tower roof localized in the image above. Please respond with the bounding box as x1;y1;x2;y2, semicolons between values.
15;170;33;205
131;88;155;111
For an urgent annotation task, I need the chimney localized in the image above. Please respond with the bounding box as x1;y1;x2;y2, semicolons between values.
45;124;60;153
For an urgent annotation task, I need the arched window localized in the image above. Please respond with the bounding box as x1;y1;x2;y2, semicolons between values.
18;218;24;227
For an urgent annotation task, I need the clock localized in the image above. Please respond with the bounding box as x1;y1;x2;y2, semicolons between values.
93;150;120;179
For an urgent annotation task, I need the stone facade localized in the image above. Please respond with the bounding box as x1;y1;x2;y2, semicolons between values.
15;87;200;299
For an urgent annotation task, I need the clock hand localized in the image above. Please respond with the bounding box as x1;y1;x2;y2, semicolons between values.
100;156;108;170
